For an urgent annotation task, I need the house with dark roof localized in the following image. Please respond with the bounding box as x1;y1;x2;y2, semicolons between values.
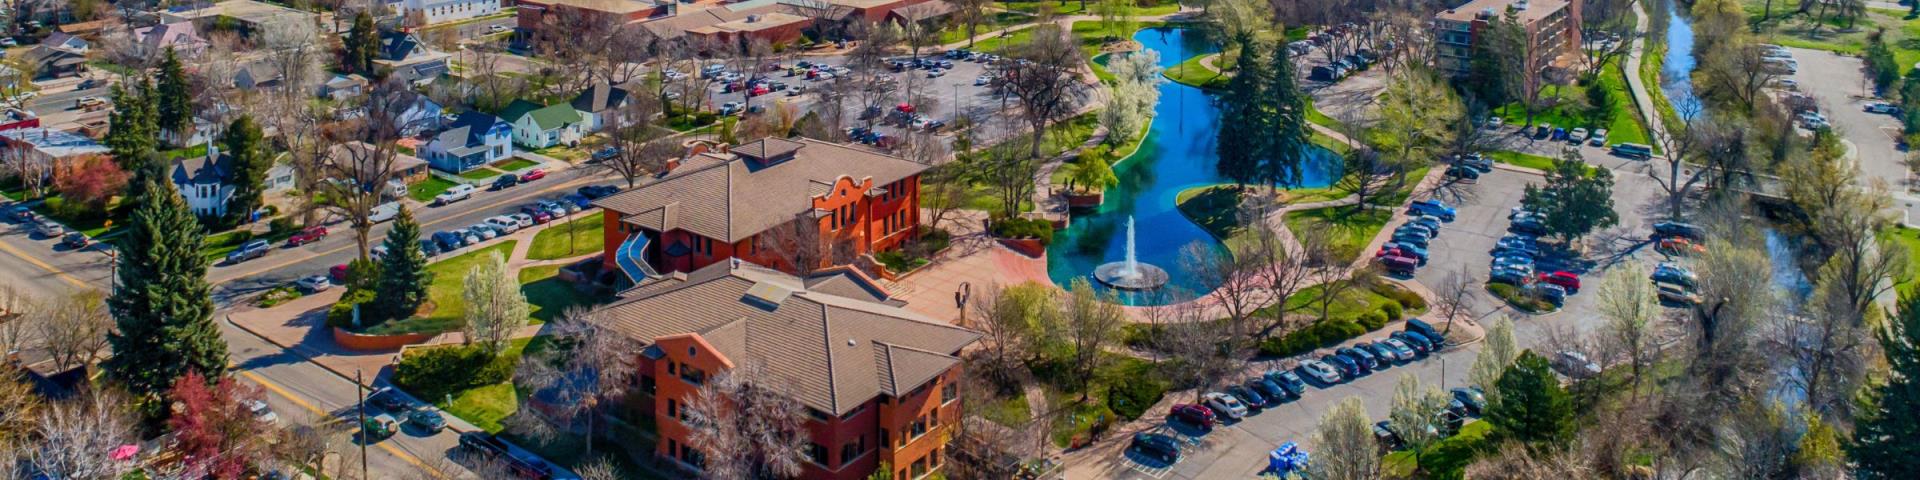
499;99;587;149
588;259;979;480
375;30;451;86
132;21;209;57
595;137;927;280
570;83;632;132
171;142;299;217
422;111;513;173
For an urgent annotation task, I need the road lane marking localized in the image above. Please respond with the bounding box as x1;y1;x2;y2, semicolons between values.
219;175;598;282
237;370;448;479
0;237;90;288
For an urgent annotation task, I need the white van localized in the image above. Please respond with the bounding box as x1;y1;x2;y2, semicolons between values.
434;184;477;206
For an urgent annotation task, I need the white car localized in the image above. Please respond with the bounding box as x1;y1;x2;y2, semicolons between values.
468;223;498;240
1568;127;1588;143
1588;128;1609;146
1298;359;1343;384
1486;117;1504;129
663;70;686;81
1867;102;1900;114
1202;392;1249;420
486;215;522;234
488;24;508;33
926;69;946;78
509;213;536;228
370;201;401;223
247;400;279;425
434;184;476;206
294;275;331;294
974;75;992;86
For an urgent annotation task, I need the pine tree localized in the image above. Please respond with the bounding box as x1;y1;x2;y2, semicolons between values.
1215;35;1271;187
1850;290;1920;478
103;178;226;404
155;47;193;144
105;78;158;170
343;12;379;75
1483;350;1574;449
221;116;270;225
372;207;432;322
1520;152;1617;243
1260;35;1311;189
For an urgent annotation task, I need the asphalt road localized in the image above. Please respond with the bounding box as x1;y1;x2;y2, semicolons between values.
1085;147;1677;479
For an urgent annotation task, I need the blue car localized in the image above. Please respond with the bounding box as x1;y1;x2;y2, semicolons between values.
1337;347;1378;373
1382;242;1428;263
418;239;442;257
1266;370;1309;395
1409;200;1456;221
1250;378;1292;403
1323;354;1362;378
563;193;592;209
431;231;462;251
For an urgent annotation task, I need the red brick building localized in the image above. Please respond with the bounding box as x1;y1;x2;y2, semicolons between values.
515;0;670;32
589;261;980;480
596;137;927;278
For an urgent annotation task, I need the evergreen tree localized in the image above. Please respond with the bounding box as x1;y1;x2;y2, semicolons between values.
1215;34;1271;187
1483;350;1574;449
1865;32;1900;93
105;78;158;170
372;208;432;322
1520;152;1617;243
221;116;270;225
343;12;379;75
1259;36;1311;189
103;178;226;404
155;47;193;144
1850;290;1920;478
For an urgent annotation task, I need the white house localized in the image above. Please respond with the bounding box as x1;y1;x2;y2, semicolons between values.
172;147;236;217
569;83;631;132
498;100;586;149
423;111;513;173
393;0;502;26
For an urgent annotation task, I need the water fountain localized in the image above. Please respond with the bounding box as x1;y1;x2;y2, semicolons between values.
1092;216;1169;290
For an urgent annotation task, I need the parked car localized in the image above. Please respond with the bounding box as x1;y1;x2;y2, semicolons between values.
1130;433;1183;464
577;185;620;199
1538;270;1581;292
1553;351;1603;379
1379;255;1419;276
1657;282;1702;305
1363;341;1404;363
431;231;463;251
1533;283;1568;305
1388;231;1429;249
1396;223;1437;239
521;168;547;181
1225;385;1267;410
1266;369;1309;395
491;174;520;190
454;229;480;246
1589;129;1609;146
295;275;331;293
227;240;271;263
519;205;554;224
1382;339;1419;361
1657;237;1705;256
1652;262;1698;287
419;239;442;256
1451;387;1487;416
1202;392;1249;419
435;184;477;205
362;414;399;441
563;193;592;209
370;202;401;223
1250;378;1291;403
457;431;511;459
1568;127;1589;143
1652;221;1706;240
287;226;328;246
509;213;536;228
487;216;522;234
468;223;498;240
1167;403;1216;428
1299;359;1344;384
1867;102;1901;114
1337;347;1379;372
1391;331;1432;354
409;408;448;433
1408;200;1456;221
61;232;89;249
1323;354;1362;378
545;197;581;215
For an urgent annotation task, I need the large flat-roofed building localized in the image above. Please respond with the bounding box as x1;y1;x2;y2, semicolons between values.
1433;0;1581;77
161;0;320;37
515;0;671;32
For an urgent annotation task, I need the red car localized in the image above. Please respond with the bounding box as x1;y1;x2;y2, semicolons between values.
520;168;546;181
520;205;553;224
750;85;770;96
1538;271;1581;292
287;226;328;246
1168;403;1216;428
330;264;350;283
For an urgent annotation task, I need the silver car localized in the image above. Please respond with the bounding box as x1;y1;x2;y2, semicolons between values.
468;223;498;240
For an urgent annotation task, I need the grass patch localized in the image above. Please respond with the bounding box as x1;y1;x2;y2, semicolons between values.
1164;53;1226;89
979;390;1033;427
490;157;540;171
162;144;209;160
519;264;602;324
532;143;589;163
434;336;550;433
1486;150;1559;171
457;167;505;181
1882;224;1920;292
408;176;462;202
527;211;604;260
362;241;519;335
1282;206;1392;264
1495;59;1649;150
935;11;1034;45
1000;0;1181;17
1383;420;1492;478
1174;184;1245;241
1276;280;1427;320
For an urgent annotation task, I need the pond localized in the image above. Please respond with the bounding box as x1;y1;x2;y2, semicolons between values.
1045;28;1343;305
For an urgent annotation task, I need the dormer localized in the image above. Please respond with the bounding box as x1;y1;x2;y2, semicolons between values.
731;138;805;169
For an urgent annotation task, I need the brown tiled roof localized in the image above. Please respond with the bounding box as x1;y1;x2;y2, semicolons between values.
595;137;928;243
591;261;980;415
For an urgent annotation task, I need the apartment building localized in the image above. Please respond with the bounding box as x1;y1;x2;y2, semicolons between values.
1433;0;1582;76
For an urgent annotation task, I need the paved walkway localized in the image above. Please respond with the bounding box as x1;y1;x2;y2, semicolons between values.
883;210;1052;324
1624;2;1673;158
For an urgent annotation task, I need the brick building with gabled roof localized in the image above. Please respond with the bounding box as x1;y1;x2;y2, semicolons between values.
591;259;979;480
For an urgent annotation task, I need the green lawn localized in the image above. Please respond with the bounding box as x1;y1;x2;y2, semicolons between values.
1278;280;1424;320
1383;420;1492;478
1282;206;1392;264
978;390;1033;427
490;158;540;171
519;264;603;324
1174;184;1245;241
434;335;551;433
363;241;519;335
1304;98;1340;129
1883;225;1920;293
935;11;1033;45
1487;150;1558;171
1164;53;1226;89
162;144;209;160
457;167;505;181
533;143;590;163
1000;0;1182;17
408;177;462;202
528;211;604;260
1495;59;1651;151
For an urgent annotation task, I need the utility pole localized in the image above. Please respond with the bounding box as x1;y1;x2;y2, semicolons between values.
356;369;369;480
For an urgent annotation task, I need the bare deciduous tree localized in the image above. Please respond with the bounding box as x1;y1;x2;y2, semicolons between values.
320;80;414;258
682;361;812;480
1596;262;1662;397
33;289;111;373
513;308;638;458
599;106;678;189
998;23;1089;158
28;392;136;480
1430;269;1478;341
1181;237;1269;352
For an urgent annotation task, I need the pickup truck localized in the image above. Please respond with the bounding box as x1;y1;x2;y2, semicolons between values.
434;184;477;206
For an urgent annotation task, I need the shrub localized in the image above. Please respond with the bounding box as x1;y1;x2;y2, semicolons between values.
1106;370;1168;420
1121;323;1164;348
1258;319;1368;357
1357;310;1388;331
269;217;295;235
990;217;1055;245
325;289;377;329
1380;301;1404;321
255;286;301;308
1487;283;1554;313
692;111;718;126
874;250;928;273
394;344;514;400
1378;283;1426;311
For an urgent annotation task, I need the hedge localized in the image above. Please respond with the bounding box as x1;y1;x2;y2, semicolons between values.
325;289;376;329
394;344;515;400
1357;310;1388;331
1258;319;1369;357
990;217;1055;245
1380;301;1404;321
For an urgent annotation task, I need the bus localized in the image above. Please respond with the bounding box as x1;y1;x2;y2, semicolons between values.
1612;143;1653;160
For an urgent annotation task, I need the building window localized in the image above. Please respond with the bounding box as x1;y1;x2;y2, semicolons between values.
910;414;928;439
640;375;656;395
942;381;957;404
680;364;706;385
805;443;827;466
666;399;678;418
879;428;890;449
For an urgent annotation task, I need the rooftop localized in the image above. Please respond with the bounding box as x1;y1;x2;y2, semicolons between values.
0;128;107;157
1435;0;1570;23
163;0;318;25
525;0;662;14
592;260;980;415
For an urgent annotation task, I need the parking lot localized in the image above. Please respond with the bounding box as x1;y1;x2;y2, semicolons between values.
1074;145;1678;479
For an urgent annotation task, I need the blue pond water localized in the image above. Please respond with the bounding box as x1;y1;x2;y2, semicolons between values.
1045;28;1342;304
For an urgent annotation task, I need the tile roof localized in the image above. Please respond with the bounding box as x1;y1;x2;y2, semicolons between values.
594;137;928;242
591;260;980;415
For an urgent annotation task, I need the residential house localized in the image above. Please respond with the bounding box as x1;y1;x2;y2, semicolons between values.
170;143;299;217
0;109;40;132
394;0;504;25
376;30;451;87
596;137;927;280
499;100;587;149
570;83;632;132
161;0;322;40
25;34;88;79
587;259;979;480
392;94;446;137
317;74;370;101
40;32;90;53
1433;0;1582;77
422;111;513;173
132;21;209;58
326;142;431;198
233;61;283;91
